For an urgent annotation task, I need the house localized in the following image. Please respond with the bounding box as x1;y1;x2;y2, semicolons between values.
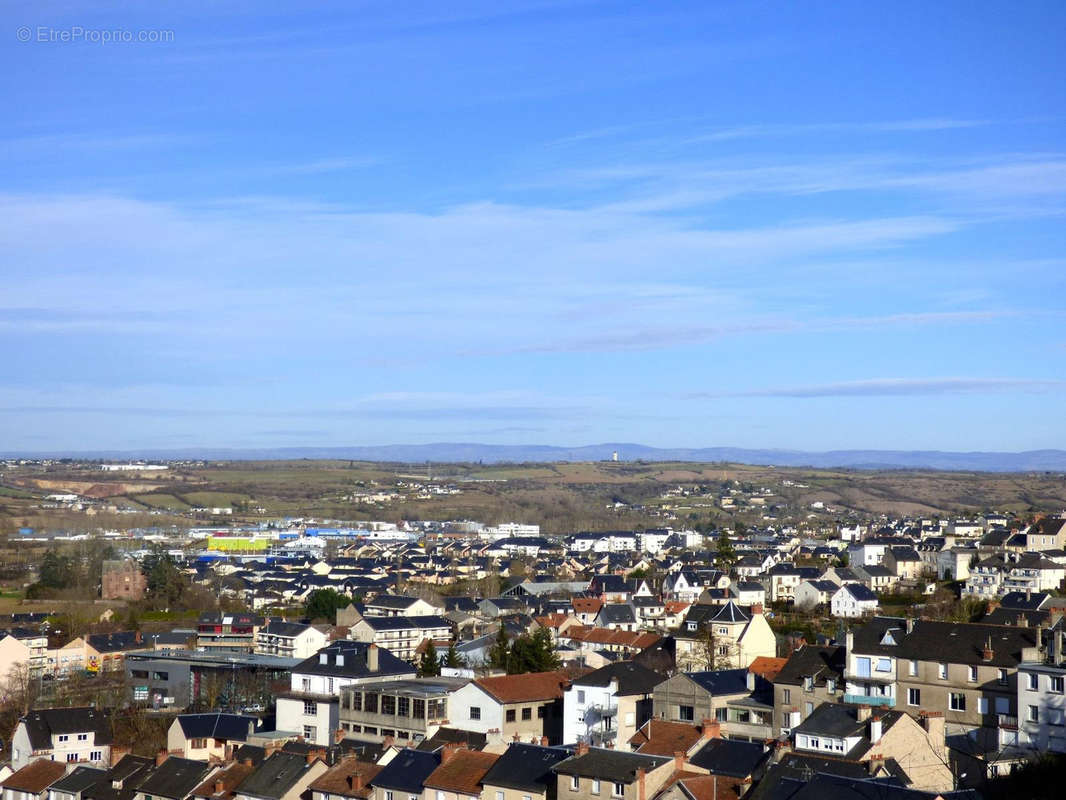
349;617;453;663
0;629;48;679
101;559;147;601
276;642;415;746
674;602;775;671
421;747;499;800
772;645;845;736
562;661;662;749
829;584;878;618
166;713;258;761
196;614;265;654
190;762;257;800
11;707;112;770
593;605;638;632
367;748;440;800
255;620;329;660
232;751;327;800
47;766;107;800
651;670;771;742
550;745;675;800
684;737;771;799
627;719;709;757
852;564;897;592
479;742;571;800
447;670;577;745
884;547;923;581
363;597;445;618
789;703;952;793
793;580;837;612
728;582;765;607
1;760;66;800
338;676;467;745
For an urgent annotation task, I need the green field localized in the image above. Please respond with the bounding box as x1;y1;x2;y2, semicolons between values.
134;493;192;511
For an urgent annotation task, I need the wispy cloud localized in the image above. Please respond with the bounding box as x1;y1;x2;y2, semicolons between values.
693;377;1065;399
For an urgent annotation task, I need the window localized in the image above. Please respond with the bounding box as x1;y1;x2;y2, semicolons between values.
382;696;396;715
303;726;315;739
470;706;481;721
577;690;586;703
304;701;317;716
613;783;624;798
783;689;791;704
538;706;546;719
938;663;947;680
1028;673;1039;691
497;793;505;800
979;697;989;715
352;692;363;712
715;708;727;722
826;679;835;694
909;660;918;677
804;702;813;717
949;693;966;712
1028;705;1039;723
58;735;69;743
968;666;978;682
302;678;312;692
67;753;78;762
718;627;728;635
876;658;891;673
397;697;410;717
153;671;169;681
413;698;425;718
809;737;820;749
908;688;921;706
856;657;871;677
522;707;532;721
571;776;579;791
592;780;601;794
90;751;101;761
1049;708;1065;727
1052;677;1065;694
386;792;394;800
996;696;1010;715
191;738;207;749
77;734;88;741
506;709;516;723
679;705;694;722
365;693;378;713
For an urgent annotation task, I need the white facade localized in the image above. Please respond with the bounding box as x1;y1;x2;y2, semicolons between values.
1017;664;1066;753
563;680;619;748
446;683;503;736
830;585;878;619
10;725;109;771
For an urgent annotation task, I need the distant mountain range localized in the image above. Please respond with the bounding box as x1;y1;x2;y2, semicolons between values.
7;443;1066;472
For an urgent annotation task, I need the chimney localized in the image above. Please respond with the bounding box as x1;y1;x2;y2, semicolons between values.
746;671;755;691
576;741;590;756
856;705;871;722
155;749;167;767
869;716;882;744
320;653;328;664
846;630;854;653
367;644;379;672
441;742;461;764
540;736;549;747
673;751;685;772
866;756;885;776
751;603;763;616
701;719;721;740
382;735;394;749
135;630;142;644
349;772;364;791
335;728;346;744
243;758;253;767
982;637;994;662
306;751;317;765
905;617;915;634
637;768;646;800
920;711;945;745
214;780;225;796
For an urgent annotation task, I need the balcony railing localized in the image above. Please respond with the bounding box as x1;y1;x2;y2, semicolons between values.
843;694;896;708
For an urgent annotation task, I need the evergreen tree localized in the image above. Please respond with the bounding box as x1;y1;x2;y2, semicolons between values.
716;529;737;570
304;588;351;622
488;626;510;670
444;642;465;669
419;641;441;676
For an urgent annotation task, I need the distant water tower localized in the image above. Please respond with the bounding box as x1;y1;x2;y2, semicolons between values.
611;451;619;462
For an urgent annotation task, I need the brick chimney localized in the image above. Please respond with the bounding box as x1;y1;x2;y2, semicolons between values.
751;603;763;616
576;741;590;756
637;768;646;800
135;630;142;644
155;749;167;767
349;772;364;791
540;736;549;746
335;728;346;744
701;719;721;740
367;644;379;672
673;751;685;772
383;735;395;749
441;742;462;764
856;705;871;722
869;716;882;744
306;751;317;765
982;637;994;662
214;780;225;796
243;758;253;767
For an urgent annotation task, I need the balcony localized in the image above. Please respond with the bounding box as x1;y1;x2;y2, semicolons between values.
843;694;896;708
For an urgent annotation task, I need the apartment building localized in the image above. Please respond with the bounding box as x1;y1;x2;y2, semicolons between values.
550;745;675;800
448;670;576;745
255;620;329;660
562;661;661;749
772;645;845;736
10;707;112;770
1017;619;1066;753
338;676;466;745
197;613;265;654
348;616;452;662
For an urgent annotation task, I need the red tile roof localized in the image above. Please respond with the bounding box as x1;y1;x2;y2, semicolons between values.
572;598;603;614
192;762;256;799
2;759;67;793
309;757;382;799
628;720;703;756
747;657;788;682
474;670;584;703
423;750;499;795
561;626;661;650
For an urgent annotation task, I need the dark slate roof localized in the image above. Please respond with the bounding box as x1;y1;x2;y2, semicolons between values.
20;707;113;750
292;640;414;679
840;584;878;602
176;713;256;741
685;669;750;696
261;619;314;638
369;748;440;793
999;591;1050;610
233;745;267;766
415;728;488;752
597;604;637;625
710;601;749;623
572;661;664;695
793;703;905;755
357;615;451;631
87;631;143;653
688;738;769;778
982;607;1050;627
774;645;845;688
764;771;979;800
552;749;670;783
50;767;108;793
852;616;1040;667
136;758;212;800
480;743;572;792
236;751;322;800
366;595;422;609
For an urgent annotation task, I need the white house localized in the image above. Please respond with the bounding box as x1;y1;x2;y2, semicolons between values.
10;708;112;770
255;620;329;660
830;584;879;618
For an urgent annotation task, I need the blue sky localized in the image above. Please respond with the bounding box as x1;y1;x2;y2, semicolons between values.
2;0;1065;453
